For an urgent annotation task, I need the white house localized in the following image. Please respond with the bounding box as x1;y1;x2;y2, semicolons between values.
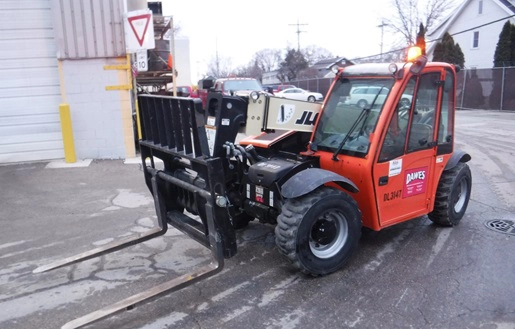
427;0;515;68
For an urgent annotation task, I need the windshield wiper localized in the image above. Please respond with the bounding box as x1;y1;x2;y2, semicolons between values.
357;86;384;136
332;87;384;161
331;107;370;161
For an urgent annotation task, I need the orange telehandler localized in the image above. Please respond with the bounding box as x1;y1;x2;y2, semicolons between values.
35;47;471;328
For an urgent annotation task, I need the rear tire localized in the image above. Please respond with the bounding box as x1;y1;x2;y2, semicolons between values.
275;187;362;276
428;162;472;226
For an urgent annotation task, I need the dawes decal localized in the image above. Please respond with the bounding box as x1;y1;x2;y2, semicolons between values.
403;166;429;197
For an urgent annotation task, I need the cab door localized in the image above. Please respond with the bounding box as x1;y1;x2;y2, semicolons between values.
373;69;444;228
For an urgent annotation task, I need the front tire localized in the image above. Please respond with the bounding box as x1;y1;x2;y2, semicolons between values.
428;162;472;226
275;187;362;276
308;96;316;102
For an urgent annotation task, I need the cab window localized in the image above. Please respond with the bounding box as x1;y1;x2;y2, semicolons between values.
437;69;455;155
378;77;416;162
406;73;440;153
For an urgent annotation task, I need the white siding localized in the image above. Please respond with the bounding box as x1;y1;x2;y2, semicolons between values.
448;0;513;68
0;0;63;163
61;58;130;160
428;0;515;68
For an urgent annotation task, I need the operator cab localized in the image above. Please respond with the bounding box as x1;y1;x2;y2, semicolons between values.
310;47;460;230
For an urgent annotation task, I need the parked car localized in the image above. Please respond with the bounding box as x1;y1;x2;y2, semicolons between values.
346;86;412;109
198;77;263;108
262;84;297;94
276;84;296;93
174;86;198;98
213;77;264;96
274;87;323;102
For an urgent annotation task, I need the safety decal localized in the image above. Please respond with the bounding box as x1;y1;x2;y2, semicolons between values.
276;104;296;125
403;166;428;198
389;159;402;177
255;186;264;203
207;116;216;126
436;156;444;163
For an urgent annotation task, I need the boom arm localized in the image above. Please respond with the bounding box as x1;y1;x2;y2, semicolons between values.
244;93;322;136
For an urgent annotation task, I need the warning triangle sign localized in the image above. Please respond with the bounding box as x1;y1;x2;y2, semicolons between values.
128;14;151;47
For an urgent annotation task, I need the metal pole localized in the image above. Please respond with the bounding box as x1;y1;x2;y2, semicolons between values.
59;104;76;163
170;16;177;97
460;70;466;109
500;67;505;111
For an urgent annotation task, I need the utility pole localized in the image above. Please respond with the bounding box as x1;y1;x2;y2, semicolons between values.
289;19;308;51
377;21;388;58
215;37;220;77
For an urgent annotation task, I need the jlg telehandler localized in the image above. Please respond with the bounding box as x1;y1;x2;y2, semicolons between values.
35;47;472;328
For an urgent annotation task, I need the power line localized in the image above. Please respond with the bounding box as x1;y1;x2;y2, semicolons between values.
351;14;515;62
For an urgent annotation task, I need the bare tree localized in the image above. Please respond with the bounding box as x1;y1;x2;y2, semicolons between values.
235;60;264;81
383;0;457;45
253;49;282;72
206;54;234;78
302;45;334;66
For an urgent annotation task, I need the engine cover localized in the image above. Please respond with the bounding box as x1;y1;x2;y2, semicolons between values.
247;158;301;187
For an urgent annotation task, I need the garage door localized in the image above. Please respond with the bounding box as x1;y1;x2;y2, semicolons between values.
0;1;63;163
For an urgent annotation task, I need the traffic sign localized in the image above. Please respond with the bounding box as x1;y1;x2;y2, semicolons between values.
124;9;155;52
136;49;148;72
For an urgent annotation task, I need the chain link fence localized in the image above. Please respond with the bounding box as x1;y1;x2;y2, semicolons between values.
290;67;515;111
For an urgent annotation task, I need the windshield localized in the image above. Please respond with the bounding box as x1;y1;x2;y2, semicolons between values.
224;80;263;91
312;77;395;156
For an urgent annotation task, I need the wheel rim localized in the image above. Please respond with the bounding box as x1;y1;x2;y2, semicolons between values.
309;210;348;259
358;100;366;108
453;177;468;213
308;96;315;102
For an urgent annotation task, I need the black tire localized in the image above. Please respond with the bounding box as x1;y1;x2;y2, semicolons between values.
428;162;472;226
357;99;368;109
308;96;316;102
275;187;362;276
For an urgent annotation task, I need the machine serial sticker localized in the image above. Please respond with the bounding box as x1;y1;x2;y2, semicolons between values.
389;159;402;177
207;116;216;126
403;166;428;198
221;118;230;126
436;156;444;163
384;189;402;202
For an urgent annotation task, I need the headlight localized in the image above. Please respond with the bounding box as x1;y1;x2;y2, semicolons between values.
250;91;260;102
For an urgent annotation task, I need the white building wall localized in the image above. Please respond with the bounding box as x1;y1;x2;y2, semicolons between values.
61;58;133;159
174;38;192;86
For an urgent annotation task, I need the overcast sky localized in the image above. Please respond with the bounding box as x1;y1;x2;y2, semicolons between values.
162;1;406;81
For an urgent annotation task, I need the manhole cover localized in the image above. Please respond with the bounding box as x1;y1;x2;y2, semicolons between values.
484;219;515;236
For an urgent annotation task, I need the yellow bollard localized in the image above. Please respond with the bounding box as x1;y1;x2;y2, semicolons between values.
59;103;77;163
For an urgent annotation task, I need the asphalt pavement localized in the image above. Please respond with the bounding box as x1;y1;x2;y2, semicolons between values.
1;109;514;329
